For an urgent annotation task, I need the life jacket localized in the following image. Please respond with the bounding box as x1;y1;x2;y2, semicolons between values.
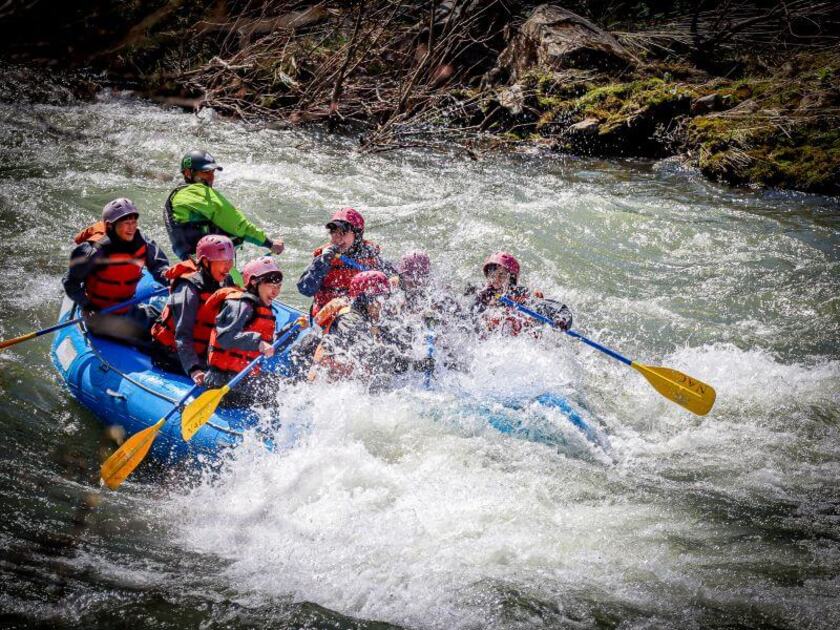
207;291;276;375
75;222;147;313
164;184;204;261
151;262;232;358
312;297;352;334
310;240;380;315
163;184;245;261
484;287;543;338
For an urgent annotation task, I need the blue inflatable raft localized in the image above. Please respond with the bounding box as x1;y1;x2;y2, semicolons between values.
51;275;606;466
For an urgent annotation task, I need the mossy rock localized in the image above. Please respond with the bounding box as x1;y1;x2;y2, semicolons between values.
688;114;840;194
556;78;696;156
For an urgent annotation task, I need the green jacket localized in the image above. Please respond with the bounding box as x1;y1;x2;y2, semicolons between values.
169;183;268;246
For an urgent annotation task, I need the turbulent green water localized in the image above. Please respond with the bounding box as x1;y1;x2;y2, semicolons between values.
1;96;838;629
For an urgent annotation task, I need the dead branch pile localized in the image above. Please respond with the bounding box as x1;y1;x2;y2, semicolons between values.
176;0;512;153
613;0;840;61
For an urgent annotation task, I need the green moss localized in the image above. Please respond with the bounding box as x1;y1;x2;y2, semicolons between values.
535;109;557;130
816;66;834;82
687;110;840;193
571;78;696;131
750;129;840;191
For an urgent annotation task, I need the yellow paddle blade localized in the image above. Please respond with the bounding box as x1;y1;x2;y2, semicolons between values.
0;332;36;350
631;363;716;415
100;418;166;490
181;385;229;442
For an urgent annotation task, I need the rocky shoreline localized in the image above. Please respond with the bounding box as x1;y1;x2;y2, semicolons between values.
1;2;837;196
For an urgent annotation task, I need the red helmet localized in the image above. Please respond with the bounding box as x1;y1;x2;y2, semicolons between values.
483;252;520;279
102;198;139;224
398;250;431;279
326;207;365;232
195;234;234;262
242;256;283;287
349;270;390;299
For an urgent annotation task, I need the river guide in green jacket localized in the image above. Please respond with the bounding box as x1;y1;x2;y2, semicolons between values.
163;150;285;261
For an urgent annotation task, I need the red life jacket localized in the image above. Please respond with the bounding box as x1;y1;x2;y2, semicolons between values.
311;241;380;315
75;222;146;313
207;291;276;375
151;262;233;358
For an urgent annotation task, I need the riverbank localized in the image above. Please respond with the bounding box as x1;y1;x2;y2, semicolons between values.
1;1;838;195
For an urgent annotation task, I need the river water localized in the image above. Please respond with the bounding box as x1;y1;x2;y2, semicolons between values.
0;95;838;629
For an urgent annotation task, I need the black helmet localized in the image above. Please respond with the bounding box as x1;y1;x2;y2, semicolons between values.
181;150;223;173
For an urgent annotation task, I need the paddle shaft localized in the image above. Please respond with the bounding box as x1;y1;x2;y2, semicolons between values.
339;255;367;271
498;296;631;366
424;329;435;390
0;287;169;350
227;323;302;390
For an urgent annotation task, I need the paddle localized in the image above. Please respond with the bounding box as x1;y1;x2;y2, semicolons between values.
181;323;302;441
0;287;169;351
422;313;437;390
339;255;367;270
498;295;716;416
100;383;200;490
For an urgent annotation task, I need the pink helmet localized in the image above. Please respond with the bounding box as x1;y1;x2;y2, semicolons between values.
195;234;235;262
483;251;520;279
102;198;139;224
349;270;391;299
326;207;365;232
242;256;283;287
398;250;431;279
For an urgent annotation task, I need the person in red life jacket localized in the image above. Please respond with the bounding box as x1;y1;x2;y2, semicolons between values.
163;149;285;261
297;207;396;317
150;234;236;383
308;270;413;387
204;256;286;406
62;198;170;346
471;251;573;337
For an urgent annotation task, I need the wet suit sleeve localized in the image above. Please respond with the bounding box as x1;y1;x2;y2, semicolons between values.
62;242;99;308
170;281;203;375
468;285;498;331
297;247;338;297
213;300;263;352
142;235;171;286
202;188;268;247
